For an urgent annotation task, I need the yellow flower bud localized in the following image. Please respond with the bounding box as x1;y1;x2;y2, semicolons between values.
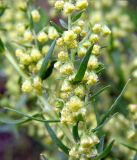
60;62;74;75
37;31;48;43
42;45;50;55
48;26;59;40
55;0;64;10
61;80;72;92
31;10;40;22
58;51;68;62
92;44;100;55
88;55;99;69
92;23;102;33
22;79;33;93
63;30;77;44
89;34;100;43
57;37;64;46
72;26;82;35
78;47;87;57
24;30;33;42
74;85;85;98
76;0;88;10
33;77;42;90
31;48;42;62
101;25;111;36
64;2;75;14
67;96;83;112
83;41;91;48
15;49;24;58
87;71;98;85
20;54;32;65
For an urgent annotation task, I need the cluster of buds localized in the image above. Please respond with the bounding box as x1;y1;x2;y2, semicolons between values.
90;0;134;50
69;133;99;159
54;0;111;125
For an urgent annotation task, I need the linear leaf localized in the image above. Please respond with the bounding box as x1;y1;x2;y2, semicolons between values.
90;85;111;100
74;45;93;83
72;11;84;22
94;140;115;160
0;38;5;54
39;40;56;80
50;21;63;34
0;7;8;16
98;135;105;153
59;19;68;29
99;79;131;126
3;107;60;123
72;122;80;143
44;121;69;155
120;142;137;151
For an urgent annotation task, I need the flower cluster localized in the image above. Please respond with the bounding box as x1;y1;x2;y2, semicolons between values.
54;0;111;126
69;133;99;159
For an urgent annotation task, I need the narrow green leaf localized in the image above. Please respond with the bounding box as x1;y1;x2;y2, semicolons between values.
98;135;105;153
0;38;5;54
50;21;63;34
94;140;115;160
72;11;84;22
44;121;69;155
59;19;68;29
42;60;56;80
99;79;131;125
120;142;137;151
93;100;100;125
72;121;80;143
0;117;29;125
90;85;111;100
39;40;56;80
74;45;93;83
3;107;60;123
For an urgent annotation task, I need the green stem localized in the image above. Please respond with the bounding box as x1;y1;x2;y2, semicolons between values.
5;51;28;79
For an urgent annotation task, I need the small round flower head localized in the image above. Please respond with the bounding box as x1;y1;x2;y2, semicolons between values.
69;147;79;158
58;51;68;62
59;62;74;75
101;25;111;36
15;49;24;58
128;104;137;113
37;31;48;43
69;40;78;49
132;70;137;78
88;55;99;69
31;9;40;22
33;77;42;90
92;44;100;55
89;34;100;43
83;41;91;48
61;80;72;92
81;135;95;148
24;30;33;42
55;0;64;10
63;2;75;15
76;0;88;10
63;30;77;44
22;79;33;93
57;37;64;46
92;23;102;33
72;26;82;35
77;20;85;28
78;47;87;57
67;96;83;112
31;48;42;62
20;54;32;65
42;45;49;55
74;85;85;98
48;26;59;40
16;23;25;35
87;71;98;85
